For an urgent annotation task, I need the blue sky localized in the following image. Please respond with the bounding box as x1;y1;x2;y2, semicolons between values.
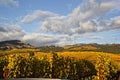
0;0;120;46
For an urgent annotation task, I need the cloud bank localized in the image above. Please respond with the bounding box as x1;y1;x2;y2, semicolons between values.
41;0;119;35
1;0;120;46
21;0;120;36
0;24;25;41
21;10;58;23
0;25;74;46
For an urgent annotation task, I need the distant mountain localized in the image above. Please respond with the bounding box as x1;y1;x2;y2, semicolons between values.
64;43;120;54
0;40;120;54
36;43;120;53
0;40;33;50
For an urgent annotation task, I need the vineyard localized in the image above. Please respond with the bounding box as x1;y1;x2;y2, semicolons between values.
35;51;120;63
0;50;120;79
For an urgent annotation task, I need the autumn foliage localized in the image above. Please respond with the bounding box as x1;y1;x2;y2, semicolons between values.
0;52;120;79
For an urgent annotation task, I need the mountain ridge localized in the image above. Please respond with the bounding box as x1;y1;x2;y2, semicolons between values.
0;40;33;50
64;43;120;53
0;40;120;53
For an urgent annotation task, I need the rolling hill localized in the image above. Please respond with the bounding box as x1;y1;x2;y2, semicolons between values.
0;40;33;50
64;43;120;54
0;40;120;54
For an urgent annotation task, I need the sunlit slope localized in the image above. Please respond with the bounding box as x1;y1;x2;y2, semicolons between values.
0;48;37;54
64;44;120;53
35;51;120;62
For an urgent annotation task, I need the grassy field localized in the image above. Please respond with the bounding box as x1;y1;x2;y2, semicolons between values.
1;49;120;61
0;48;37;55
1;49;120;63
34;51;120;63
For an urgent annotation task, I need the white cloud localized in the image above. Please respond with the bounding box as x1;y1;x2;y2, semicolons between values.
74;21;97;34
22;33;74;46
0;24;25;41
55;35;75;46
80;34;104;40
21;10;58;23
21;0;119;36
112;16;120;25
97;16;120;31
40;16;73;35
0;24;75;46
0;0;19;7
22;33;59;46
88;0;96;4
39;0;119;35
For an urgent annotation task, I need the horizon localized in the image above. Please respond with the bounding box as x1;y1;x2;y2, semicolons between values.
0;39;120;47
0;0;120;46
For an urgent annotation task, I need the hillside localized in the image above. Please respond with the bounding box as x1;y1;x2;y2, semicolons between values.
0;40;33;50
0;40;120;54
38;46;64;52
35;51;120;63
64;43;120;54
